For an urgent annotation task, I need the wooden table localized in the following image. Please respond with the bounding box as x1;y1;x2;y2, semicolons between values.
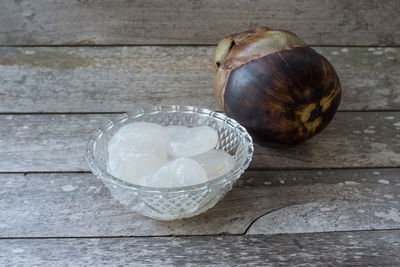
1;1;399;266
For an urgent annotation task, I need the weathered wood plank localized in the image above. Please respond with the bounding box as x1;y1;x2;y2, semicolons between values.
252;112;400;170
1;169;399;237
1;0;399;46
247;201;400;235
0;47;399;112
1;230;399;266
1;112;399;172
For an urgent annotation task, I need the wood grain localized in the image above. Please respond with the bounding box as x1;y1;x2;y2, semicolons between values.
1;169;399;237
247;201;400;235
0;47;399;113
1;112;399;172
0;0;399;46
1;1;399;263
252;111;400;170
1;230;399;266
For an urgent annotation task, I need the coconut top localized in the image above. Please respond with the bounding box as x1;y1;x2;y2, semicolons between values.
214;27;307;73
213;27;307;109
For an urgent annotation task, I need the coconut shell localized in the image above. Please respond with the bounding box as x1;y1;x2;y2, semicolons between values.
214;27;342;146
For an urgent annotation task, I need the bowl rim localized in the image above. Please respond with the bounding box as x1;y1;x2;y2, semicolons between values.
85;105;254;193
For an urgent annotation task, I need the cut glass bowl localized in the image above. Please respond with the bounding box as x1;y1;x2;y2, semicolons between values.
85;106;253;220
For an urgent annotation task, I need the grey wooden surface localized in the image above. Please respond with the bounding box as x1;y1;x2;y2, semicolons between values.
1;230;399;266
1;0;399;46
0;47;399;112
1;1;400;265
1;169;399;237
1;112;399;172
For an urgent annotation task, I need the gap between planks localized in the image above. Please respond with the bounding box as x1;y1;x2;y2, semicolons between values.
1;166;400;175
1;45;400;48
1;110;400;115
0;228;399;240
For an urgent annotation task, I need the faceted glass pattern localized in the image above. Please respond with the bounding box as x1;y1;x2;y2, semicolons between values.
85;106;254;220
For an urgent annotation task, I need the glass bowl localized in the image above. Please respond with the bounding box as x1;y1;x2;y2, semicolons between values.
85;106;253;220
